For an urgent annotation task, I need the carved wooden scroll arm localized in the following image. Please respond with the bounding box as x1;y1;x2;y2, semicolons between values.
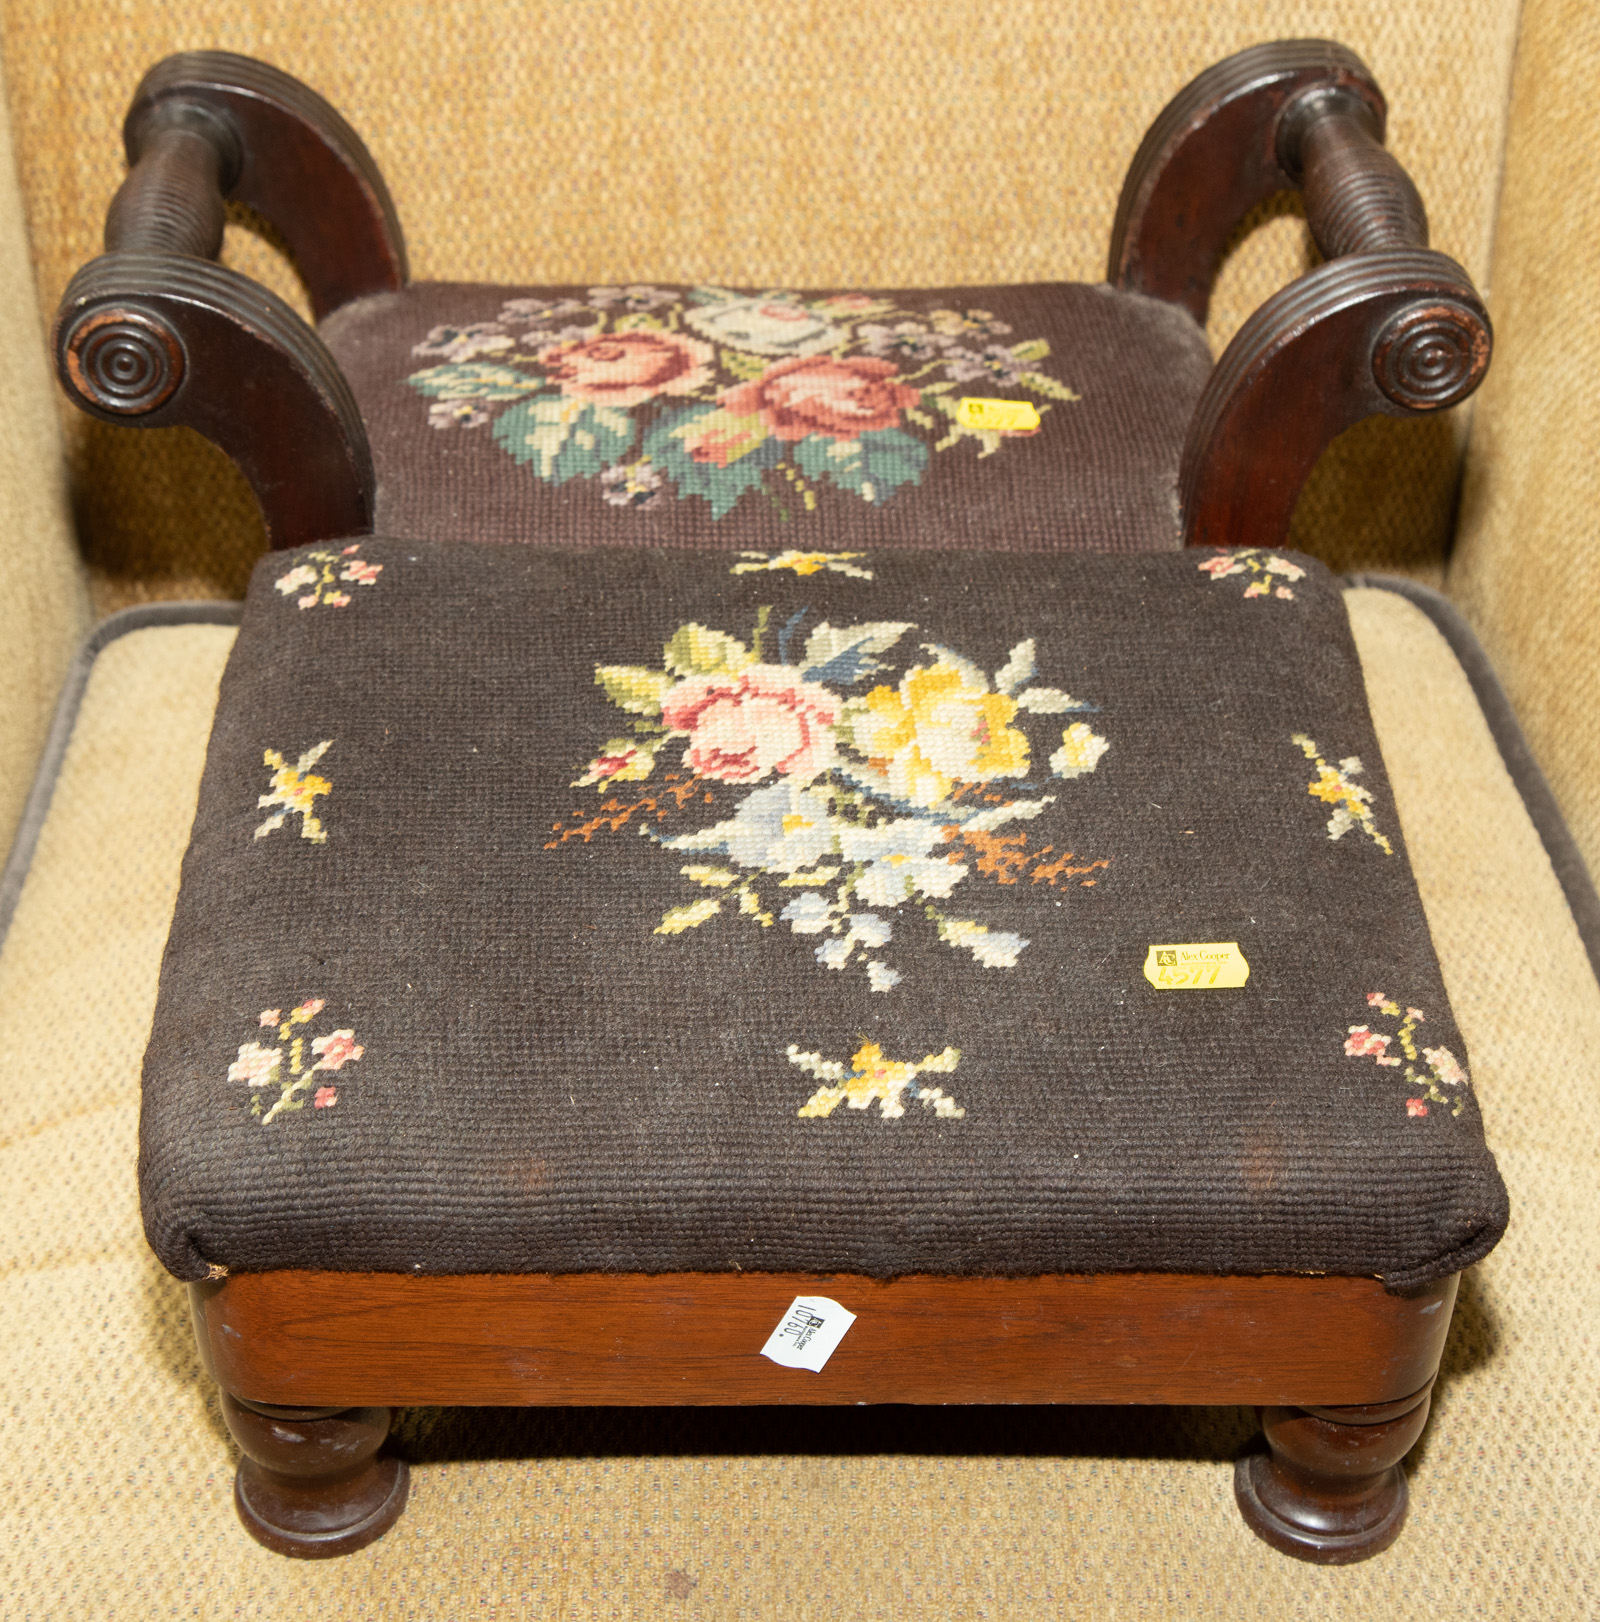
1110;39;1492;551
53;52;405;550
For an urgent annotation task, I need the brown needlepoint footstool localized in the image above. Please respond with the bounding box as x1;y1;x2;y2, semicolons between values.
144;538;1506;1560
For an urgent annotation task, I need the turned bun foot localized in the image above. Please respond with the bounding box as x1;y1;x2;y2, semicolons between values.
1234;1382;1433;1563
222;1392;410;1557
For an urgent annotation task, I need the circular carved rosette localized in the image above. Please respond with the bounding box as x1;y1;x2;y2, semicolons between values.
61;304;185;415
1372;302;1491;412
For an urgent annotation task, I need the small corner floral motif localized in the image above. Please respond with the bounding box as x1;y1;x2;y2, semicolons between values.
547;606;1110;991
1197;549;1306;600
788;1040;964;1120
1343;993;1470;1118
274;544;384;610
229;998;364;1124
1292;735;1394;854
255;741;333;843
404;287;1080;522
731;551;873;579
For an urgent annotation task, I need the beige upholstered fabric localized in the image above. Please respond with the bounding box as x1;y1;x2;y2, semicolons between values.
1452;0;1600;884
1;0;1519;600
0;593;1594;1616
0;30;84;860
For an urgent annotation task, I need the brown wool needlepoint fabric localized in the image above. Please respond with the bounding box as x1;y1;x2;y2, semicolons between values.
323;280;1208;553
140;541;1506;1287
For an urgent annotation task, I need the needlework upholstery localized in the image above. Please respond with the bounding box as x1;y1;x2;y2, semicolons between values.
139;541;1506;1286
321;280;1207;553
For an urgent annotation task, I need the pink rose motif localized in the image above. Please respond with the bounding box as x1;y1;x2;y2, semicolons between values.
341;545;360;555
340;560;383;585
539;331;713;408
662;666;840;784
1406;1098;1429;1117
592;747;643;779
314;1085;338;1109
258;1008;282;1028
1344;1025;1391;1061
1424;1046;1468;1088
324;592;352;608
719;356;919;442
228;1041;282;1087
312;1029;364;1072
275;563;318;596
297;593;319;609
1367;992;1388;1006
1197;555;1242;578
292;997;326;1021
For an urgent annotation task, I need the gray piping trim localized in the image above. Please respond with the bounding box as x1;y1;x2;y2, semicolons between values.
1347;573;1600;985
0;601;243;950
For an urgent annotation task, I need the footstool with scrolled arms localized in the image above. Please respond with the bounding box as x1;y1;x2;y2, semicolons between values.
53;41;1489;559
145;534;1507;1561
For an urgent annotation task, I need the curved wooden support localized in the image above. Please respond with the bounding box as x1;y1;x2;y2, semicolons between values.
1111;39;1418;323
54;253;375;549
116;51;406;320
1234;1378;1434;1563
222;1390;409;1558
1180;249;1491;549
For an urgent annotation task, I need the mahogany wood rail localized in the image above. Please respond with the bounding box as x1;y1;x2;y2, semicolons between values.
187;1266;1459;1563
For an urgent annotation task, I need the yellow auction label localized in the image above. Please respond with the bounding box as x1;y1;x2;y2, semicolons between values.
955;397;1042;433
1143;942;1250;990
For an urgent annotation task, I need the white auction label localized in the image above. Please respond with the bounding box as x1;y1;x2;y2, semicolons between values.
760;1295;857;1372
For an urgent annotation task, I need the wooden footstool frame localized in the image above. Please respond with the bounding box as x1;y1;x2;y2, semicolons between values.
192;1267;1456;1563
52;40;1491;553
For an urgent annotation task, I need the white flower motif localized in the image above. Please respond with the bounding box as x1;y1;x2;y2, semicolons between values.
662;782;839;874
839;818;966;907
685;295;844;357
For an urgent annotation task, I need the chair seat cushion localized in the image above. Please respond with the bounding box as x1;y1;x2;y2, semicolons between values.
139;540;1508;1288
319;281;1211;552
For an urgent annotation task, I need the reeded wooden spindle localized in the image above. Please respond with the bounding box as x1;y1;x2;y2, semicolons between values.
1279;86;1429;260
104;106;238;260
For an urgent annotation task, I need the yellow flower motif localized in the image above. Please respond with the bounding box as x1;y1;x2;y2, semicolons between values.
790;1041;964;1119
853;662;1029;807
255;741;334;844
1050;721;1109;779
1293;735;1394;854
730;550;874;579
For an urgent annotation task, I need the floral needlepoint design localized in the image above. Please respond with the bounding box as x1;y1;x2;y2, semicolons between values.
1292;735;1394;854
1197;549;1306;600
731;551;874;580
255;741;334;843
788;1041;965;1119
230;998;364;1124
1344;994;1471;1118
273;544;384;610
405;286;1080;521
548;607;1111;990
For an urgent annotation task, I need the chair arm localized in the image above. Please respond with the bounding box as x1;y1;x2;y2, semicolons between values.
106;51;406;318
1110;40;1493;551
51;53;402;550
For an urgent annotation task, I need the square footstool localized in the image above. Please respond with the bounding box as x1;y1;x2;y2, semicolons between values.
141;538;1507;1561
